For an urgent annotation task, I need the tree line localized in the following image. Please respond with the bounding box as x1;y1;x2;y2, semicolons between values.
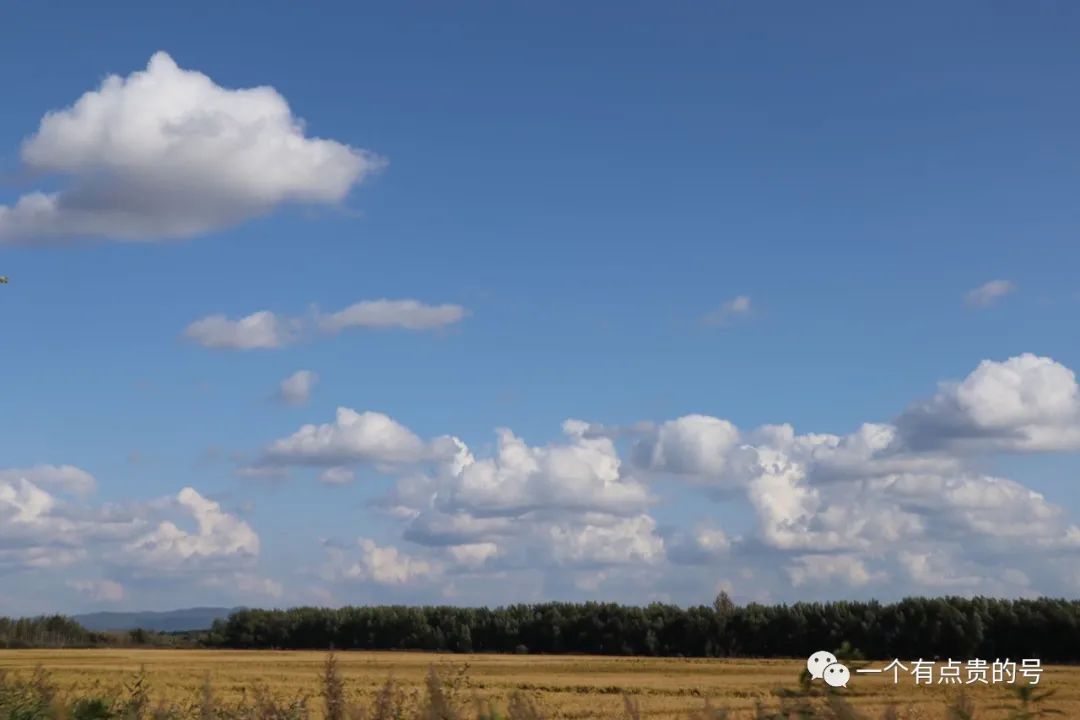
7;596;1080;660
0;615;106;648
0;615;192;649
204;595;1080;661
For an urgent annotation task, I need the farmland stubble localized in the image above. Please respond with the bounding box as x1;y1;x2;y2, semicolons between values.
0;650;1075;719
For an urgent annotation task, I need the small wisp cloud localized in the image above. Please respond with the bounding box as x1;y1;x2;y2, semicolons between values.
965;279;1016;308
702;295;752;326
184;299;468;350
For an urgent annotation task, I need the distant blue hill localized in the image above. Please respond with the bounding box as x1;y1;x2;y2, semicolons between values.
73;607;241;632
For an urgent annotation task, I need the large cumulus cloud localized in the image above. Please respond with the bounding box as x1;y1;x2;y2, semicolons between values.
897;354;1080;452
0;52;381;243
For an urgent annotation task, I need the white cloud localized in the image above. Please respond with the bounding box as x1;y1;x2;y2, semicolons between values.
0;465;96;495
404;510;666;581
898;550;983;589
898;354;1080;451
570;356;1080;598
264;408;436;466
265;410;652;524
667;525;731;564
632;415;741;480
68;579;125;602
0;476;140;571
403;511;515;546
241;352;1080;603
0;474;273;590
702;295;752;325
14;351;1080;606
125;488;259;568
330;538;442;585
300;355;1073;599
694;527;731;555
447;542;499;569
279;370;319;406
185;311;295;350
427;421;652;518
318;299;467;333
730;429;1069;557
966;280;1016;308
549;514;665;566
384;420;665;579
0;474;280;608
0;52;381;243
787;554;884;588
742;446;826;550
186;299;470;351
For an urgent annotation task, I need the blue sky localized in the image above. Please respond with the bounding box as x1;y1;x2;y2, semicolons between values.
3;1;1080;613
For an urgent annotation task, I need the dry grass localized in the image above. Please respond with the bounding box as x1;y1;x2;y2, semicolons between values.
0;650;1074;720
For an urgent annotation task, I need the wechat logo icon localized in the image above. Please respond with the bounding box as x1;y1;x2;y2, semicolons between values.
807;650;850;688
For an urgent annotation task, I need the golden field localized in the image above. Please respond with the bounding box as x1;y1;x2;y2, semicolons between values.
0;649;1075;719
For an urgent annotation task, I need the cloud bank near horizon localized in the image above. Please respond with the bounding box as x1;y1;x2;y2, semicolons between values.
8;352;1080;613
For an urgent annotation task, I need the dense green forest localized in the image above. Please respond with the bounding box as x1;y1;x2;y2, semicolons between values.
8;596;1080;660
205;596;1080;661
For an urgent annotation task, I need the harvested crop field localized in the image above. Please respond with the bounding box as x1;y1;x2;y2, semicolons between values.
0;650;1074;719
